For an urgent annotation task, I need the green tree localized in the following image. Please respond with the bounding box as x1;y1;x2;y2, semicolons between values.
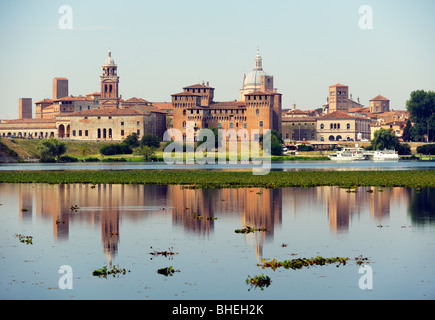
123;132;140;148
406;90;435;142
370;128;399;150
260;130;283;156
402;119;413;142
37;138;67;162
135;145;156;161
140;133;161;148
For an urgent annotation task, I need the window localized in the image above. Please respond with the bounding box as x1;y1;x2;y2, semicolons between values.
244;122;247;129
259;121;263;127
121;130;124;136
72;130;76;136
137;121;140;125
137;130;140;136
217;123;222;129
78;130;82;136
108;116;112;119
320;124;324;129
121;122;124;126
347;123;350;129
85;130;88;136
229;122;234;128
98;116;101;119
256;109;259;115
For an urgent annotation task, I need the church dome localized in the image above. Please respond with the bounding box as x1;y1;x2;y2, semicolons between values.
103;50;116;66
243;49;269;88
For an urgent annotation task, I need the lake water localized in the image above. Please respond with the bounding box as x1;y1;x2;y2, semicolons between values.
0;183;434;300
1;159;435;171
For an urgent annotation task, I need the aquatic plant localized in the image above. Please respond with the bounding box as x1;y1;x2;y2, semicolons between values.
235;226;268;234
0;170;434;189
92;265;129;278
149;246;178;259
15;234;33;245
157;266;180;276
246;273;271;291
70;205;80;212
257;256;368;271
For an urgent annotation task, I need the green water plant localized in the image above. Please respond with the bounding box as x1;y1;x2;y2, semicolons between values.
246;273;271;291
235;226;267;234
15;234;33;245
149;246;178;259
258;256;369;271
157;266;180;276
92;265;129;278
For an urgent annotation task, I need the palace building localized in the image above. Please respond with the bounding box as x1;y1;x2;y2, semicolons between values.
171;50;282;141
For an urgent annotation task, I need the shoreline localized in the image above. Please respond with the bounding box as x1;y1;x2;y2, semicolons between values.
0;169;434;188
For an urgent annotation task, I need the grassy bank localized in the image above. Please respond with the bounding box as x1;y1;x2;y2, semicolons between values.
0;170;433;188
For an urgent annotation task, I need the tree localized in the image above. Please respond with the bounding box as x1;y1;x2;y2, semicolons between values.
123;132;140;148
140;133;161;148
402;119;413;142
135;145;156;161
370;128;399;150
406;90;435;142
37;138;66;162
260;130;283;156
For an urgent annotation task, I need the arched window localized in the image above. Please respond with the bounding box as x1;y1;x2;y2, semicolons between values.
320;124;324;129
256;109;259;115
347;123;350;129
328;135;335;141
320;137;324;141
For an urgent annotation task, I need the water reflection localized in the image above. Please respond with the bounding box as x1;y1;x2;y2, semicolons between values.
1;183;433;267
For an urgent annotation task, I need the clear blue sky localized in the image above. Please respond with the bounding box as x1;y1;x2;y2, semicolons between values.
0;0;434;119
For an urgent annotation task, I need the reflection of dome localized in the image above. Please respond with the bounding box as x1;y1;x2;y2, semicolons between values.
243;49;269;89
103;50;116;66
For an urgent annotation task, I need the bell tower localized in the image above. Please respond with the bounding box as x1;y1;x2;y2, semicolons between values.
100;50;120;109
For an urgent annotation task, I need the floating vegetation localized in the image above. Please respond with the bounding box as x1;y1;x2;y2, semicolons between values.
235;226;268;234
70;205;80;212
15;234;33;245
149;246;178;259
258;256;369;271
92;265;129;278
0;170;433;189
246;273;271;291
157;266;180;277
191;213;203;220
21;208;29;212
55;220;65;224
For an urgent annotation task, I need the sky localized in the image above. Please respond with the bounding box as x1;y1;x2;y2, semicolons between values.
0;0;434;119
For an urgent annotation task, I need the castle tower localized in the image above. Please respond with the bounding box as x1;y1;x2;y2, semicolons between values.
18;98;32;119
53;78;69;100
328;84;349;113
100;50;120;109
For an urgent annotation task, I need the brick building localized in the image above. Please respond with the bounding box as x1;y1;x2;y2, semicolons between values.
171;50;282;141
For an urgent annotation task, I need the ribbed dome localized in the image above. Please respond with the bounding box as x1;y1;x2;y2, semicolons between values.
103;50;116;66
243;49;269;88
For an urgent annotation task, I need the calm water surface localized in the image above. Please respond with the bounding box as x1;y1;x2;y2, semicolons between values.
0;183;434;300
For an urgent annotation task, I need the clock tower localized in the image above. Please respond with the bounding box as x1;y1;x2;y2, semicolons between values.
100;50;120;109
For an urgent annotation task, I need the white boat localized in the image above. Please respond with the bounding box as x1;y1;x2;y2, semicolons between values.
328;147;367;161
372;149;399;160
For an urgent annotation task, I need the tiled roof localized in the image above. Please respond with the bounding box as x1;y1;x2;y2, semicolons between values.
171;91;201;96
151;102;173;110
183;83;214;89
86;92;101;96
62;108;148;117
319;110;368;120
370;95;389;101
123;97;150;104
35;98;53;104
54;95;94;102
329;83;348;88
282;117;317;122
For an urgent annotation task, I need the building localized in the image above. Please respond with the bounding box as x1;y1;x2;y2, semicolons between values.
325;83;364;113
0;50;167;141
171;50;282;141
369;95;390;114
316;110;371;142
281;117;317;142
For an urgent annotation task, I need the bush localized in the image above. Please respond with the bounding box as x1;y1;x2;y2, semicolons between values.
100;143;133;155
396;143;411;155
416;144;435;155
60;156;78;162
123;132;140;148
84;157;100;162
141;134;161;148
297;144;314;152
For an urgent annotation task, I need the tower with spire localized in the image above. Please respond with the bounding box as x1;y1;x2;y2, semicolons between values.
240;48;275;100
100;50;120;109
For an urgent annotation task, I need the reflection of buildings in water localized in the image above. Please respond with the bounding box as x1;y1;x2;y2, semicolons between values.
169;185;282;262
